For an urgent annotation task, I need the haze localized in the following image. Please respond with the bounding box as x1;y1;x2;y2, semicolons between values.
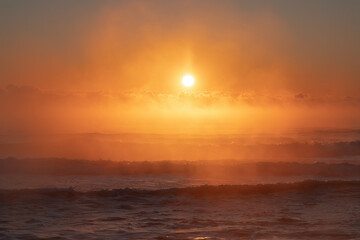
1;0;360;135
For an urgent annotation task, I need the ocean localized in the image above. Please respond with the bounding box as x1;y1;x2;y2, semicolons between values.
1;163;360;240
1;130;360;239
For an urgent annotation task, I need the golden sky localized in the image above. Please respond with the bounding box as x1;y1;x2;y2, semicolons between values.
0;1;360;134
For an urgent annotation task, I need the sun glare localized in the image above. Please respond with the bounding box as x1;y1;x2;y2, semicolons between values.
182;75;195;87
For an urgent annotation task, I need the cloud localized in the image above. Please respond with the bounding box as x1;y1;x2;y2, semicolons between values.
5;85;40;94
1;85;360;107
1;84;360;135
294;93;307;99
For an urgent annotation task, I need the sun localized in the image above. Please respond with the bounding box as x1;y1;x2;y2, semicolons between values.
182;75;195;87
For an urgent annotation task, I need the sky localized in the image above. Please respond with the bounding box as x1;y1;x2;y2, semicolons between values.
0;0;360;134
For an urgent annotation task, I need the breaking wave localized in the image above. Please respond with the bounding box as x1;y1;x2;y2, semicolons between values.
1;180;359;200
2;159;360;177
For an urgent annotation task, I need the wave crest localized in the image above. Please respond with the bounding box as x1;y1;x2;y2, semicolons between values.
1;180;359;200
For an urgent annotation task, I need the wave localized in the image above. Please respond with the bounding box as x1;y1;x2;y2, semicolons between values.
1;132;360;161
1;180;359;200
1;158;360;177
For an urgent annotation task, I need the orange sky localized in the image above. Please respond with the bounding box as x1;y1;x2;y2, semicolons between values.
0;1;360;134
